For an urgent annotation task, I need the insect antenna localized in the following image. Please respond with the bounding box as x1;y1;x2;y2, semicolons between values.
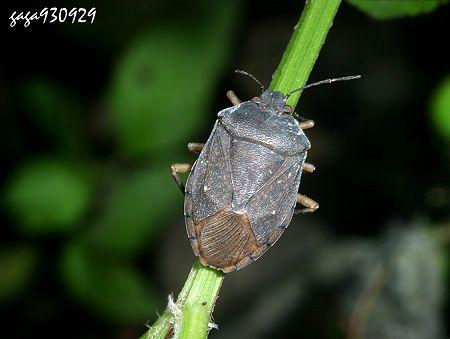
235;70;265;92
285;75;361;100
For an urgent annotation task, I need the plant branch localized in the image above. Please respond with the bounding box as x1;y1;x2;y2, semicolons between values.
271;0;342;108
141;0;341;337
141;259;223;339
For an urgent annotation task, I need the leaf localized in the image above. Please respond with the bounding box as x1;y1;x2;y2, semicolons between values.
430;76;450;142
4;159;91;234
0;246;37;303
61;240;159;322
346;0;448;20
87;165;180;258
109;2;238;158
21;79;85;152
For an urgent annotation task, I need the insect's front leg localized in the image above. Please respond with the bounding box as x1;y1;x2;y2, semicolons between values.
294;193;319;214
293;113;315;130
299;119;315;130
187;142;204;154
170;163;192;195
226;90;241;106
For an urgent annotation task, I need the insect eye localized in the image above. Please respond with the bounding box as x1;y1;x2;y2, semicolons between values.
284;105;292;114
251;97;261;103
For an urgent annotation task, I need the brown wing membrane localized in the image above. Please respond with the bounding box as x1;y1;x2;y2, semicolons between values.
195;208;260;273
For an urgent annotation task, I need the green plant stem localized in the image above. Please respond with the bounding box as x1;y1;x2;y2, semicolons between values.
141;259;223;339
177;261;223;339
141;312;173;339
271;0;342;108
141;0;341;338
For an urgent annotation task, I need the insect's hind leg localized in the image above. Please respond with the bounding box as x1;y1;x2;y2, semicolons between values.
294;193;319;214
170;163;192;194
171;143;204;195
226;90;241;106
303;163;315;173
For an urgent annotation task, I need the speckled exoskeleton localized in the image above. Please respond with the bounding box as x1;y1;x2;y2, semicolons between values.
171;71;360;273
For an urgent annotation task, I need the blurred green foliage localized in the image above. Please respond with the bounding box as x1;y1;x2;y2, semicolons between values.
61;239;158;322
0;246;37;303
1;1;238;322
109;2;237;158
430;76;450;142
87;165;179;259
21;79;86;153
4;159;91;233
346;0;448;19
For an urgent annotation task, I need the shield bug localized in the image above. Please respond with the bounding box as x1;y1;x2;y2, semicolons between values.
171;70;360;273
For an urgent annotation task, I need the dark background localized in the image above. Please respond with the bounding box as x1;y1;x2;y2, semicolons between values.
1;1;449;338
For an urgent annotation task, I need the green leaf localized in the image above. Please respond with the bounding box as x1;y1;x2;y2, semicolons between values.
0;246;37;303
430;76;450;142
346;0;448;20
109;2;238;158
61;240;159;322
4;159;91;234
21;79;85;152
87;165;179;258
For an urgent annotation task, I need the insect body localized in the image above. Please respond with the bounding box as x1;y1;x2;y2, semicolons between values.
171;71;359;273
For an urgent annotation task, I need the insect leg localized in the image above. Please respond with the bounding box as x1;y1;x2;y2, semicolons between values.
299;119;315;130
293;113;315;129
294;193;319;214
303;162;315;173
226;90;241;105
187;142;204;154
170;163;192;194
